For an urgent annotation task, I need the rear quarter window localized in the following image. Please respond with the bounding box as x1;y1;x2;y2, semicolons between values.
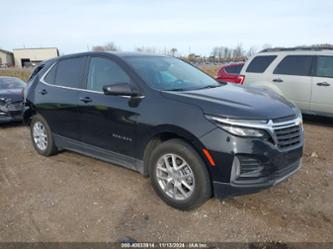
44;64;57;84
246;56;277;73
273;55;313;76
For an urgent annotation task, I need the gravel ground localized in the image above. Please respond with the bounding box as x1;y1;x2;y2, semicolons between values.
0;116;332;242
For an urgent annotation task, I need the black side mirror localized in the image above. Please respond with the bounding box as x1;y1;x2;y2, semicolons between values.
103;83;138;97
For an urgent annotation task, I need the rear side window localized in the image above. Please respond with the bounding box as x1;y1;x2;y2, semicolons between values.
54;57;85;88
246;56;276;73
87;57;130;92
273;55;313;76
225;64;243;74
315;56;333;78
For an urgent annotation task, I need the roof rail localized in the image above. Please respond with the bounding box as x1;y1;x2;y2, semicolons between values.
260;46;333;53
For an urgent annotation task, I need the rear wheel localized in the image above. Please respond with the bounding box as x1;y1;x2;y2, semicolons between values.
149;139;212;210
30;114;57;156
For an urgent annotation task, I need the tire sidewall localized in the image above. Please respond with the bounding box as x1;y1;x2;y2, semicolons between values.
30;114;56;156
149;139;211;210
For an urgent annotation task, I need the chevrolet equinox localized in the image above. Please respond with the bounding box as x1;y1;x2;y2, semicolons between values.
24;52;304;210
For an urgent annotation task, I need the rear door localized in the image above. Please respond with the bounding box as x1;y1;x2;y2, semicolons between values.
271;55;314;111
36;56;86;140
311;56;333;115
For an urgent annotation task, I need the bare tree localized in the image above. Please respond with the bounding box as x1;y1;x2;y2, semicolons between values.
92;42;119;52
136;46;157;54
170;48;178;57
233;44;245;58
247;46;258;57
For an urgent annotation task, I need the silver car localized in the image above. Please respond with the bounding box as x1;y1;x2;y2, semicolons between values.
240;47;333;118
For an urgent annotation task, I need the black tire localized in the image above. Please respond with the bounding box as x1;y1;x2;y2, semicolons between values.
148;139;212;210
30;114;58;156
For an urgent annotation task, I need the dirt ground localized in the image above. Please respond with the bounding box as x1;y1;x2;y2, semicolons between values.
0;116;332;242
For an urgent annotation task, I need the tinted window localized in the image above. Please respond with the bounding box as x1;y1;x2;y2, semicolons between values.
273;56;313;76
44;64;56;84
246;56;276;73
315;56;333;78
225;64;243;74
87;57;130;92
54;57;85;88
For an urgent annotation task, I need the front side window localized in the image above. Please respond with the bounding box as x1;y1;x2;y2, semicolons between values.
246;56;276;73
315;56;333;78
273;55;313;76
87;57;130;92
54;57;85;88
125;56;220;91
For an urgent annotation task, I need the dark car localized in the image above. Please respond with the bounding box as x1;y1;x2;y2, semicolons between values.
0;76;26;123
24;52;304;210
216;63;245;84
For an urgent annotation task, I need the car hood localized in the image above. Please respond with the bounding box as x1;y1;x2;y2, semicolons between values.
161;84;296;120
0;89;23;103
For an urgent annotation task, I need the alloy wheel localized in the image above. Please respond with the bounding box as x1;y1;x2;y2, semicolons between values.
155;153;195;201
33;121;48;151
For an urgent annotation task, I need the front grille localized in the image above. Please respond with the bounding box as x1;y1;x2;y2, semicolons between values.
274;124;302;149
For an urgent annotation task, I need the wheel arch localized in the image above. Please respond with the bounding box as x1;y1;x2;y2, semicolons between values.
141;125;213;177
23;103;37;125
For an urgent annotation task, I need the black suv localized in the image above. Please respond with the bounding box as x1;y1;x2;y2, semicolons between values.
24;52;304;210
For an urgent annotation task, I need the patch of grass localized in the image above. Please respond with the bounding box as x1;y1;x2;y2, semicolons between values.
198;65;220;77
0;69;32;82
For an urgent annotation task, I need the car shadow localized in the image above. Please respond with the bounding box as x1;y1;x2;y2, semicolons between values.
303;114;333;127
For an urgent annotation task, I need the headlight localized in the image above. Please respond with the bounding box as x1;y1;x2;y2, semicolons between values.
220;125;267;137
205;115;268;138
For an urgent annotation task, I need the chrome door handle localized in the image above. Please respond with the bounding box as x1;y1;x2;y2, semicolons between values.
316;82;330;87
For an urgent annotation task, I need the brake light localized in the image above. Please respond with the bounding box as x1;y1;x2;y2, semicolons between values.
237;75;245;84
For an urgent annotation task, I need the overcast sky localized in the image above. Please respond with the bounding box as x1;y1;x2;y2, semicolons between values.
1;0;333;56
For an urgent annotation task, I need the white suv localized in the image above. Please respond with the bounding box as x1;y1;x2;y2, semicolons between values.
240;48;333;118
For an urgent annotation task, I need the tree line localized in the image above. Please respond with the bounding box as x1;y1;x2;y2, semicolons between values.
91;42;333;63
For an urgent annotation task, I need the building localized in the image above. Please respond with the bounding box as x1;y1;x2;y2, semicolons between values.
13;47;59;68
0;49;14;67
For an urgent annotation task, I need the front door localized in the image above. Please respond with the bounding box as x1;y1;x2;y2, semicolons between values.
311;56;333;115
78;56;140;157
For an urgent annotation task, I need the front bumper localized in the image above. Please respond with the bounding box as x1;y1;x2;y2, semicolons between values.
200;127;304;199
0;111;23;123
213;159;301;199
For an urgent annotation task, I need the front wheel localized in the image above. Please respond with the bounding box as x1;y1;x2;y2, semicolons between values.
149;139;212;210
30;114;58;156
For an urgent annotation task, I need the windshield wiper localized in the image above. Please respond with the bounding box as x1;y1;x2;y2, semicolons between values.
165;88;189;92
197;85;220;90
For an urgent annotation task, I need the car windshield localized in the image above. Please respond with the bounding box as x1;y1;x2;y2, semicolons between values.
0;77;26;90
125;56;220;91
